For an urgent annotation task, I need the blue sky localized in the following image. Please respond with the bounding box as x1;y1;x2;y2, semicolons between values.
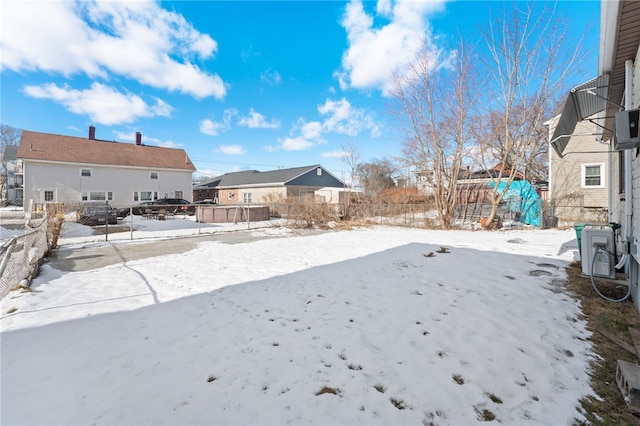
1;0;600;181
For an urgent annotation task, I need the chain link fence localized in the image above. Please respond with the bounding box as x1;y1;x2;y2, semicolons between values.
51;203;279;247
267;199;546;229
1;197;552;300
543;196;609;228
0;212;50;300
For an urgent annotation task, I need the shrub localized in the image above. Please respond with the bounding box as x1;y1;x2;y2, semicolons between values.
287;197;337;228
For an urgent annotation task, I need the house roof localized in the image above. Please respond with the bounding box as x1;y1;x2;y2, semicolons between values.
3;145;18;161
195;165;342;188
17;130;196;171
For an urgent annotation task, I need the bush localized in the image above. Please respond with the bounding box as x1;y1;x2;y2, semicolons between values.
287;197;337;228
46;204;65;250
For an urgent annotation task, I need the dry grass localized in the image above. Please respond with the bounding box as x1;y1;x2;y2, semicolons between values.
315;386;339;396
564;261;640;425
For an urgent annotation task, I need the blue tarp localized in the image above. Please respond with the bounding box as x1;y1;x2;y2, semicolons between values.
489;180;541;226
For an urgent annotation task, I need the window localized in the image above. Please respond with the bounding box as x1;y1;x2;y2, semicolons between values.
82;191;113;201
582;163;604;188
134;191;158;202
174;191;183;199
317;167;322;176
243;192;252;204
80;168;92;177
43;190;55;202
150;172;158;180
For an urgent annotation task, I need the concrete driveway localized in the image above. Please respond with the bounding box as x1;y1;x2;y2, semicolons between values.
46;229;319;272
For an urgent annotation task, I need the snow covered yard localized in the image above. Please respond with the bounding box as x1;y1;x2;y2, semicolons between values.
0;225;595;425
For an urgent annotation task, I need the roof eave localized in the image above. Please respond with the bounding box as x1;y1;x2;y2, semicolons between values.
598;0;621;76
19;157;195;172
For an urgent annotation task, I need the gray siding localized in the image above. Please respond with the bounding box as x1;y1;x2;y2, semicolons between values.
549;120;610;222
288;167;344;188
23;161;193;208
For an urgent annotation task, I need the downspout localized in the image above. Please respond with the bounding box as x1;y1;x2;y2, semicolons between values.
624;59;636;303
608;146;613;223
624;59;633;244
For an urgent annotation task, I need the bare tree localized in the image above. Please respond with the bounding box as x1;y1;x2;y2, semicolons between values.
1;124;22;204
389;38;478;229
474;3;581;226
339;138;361;219
356;159;397;198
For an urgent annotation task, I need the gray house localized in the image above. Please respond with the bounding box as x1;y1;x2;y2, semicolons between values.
17;127;196;210
193;165;346;205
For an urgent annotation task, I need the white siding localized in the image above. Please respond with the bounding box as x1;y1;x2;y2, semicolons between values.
629;46;640;312
248;187;287;204
315;187;342;203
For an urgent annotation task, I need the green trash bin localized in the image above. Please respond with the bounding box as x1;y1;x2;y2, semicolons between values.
574;223;586;257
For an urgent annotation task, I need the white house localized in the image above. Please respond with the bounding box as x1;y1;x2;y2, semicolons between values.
1;145;23;206
17;126;196;210
599;0;640;309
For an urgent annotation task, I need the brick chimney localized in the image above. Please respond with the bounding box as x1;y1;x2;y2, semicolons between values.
135;131;142;145
88;125;96;140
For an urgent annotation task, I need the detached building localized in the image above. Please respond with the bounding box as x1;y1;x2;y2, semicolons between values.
17;126;195;210
193;165;346;205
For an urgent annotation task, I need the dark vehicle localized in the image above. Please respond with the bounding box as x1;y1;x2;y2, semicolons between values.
131;198;195;215
77;202;118;226
116;206;133;218
194;199;216;205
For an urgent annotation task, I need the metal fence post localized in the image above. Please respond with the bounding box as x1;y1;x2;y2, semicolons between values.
129;207;134;240
105;204;109;242
0;237;17;279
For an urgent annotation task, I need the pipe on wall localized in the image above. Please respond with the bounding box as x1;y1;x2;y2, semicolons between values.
624;59;633;242
624;59;637;306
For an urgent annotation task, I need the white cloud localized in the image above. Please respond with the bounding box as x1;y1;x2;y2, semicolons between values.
322;150;348;158
240;45;261;62
281;137;314;151
275;97;381;152
317;98;381;137
112;130;180;148
216;145;246;155
260;68;282;86
238;109;281;129
1;0;226;99
194;169;225;180
337;0;447;95
199;119;225;136
157;140;180;148
300;121;324;141
199;109;237;136
23;82;172;125
319;99;351;129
